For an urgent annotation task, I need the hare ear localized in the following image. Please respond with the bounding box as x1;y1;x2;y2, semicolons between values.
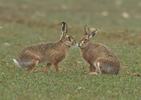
84;24;89;35
61;21;67;36
89;29;98;39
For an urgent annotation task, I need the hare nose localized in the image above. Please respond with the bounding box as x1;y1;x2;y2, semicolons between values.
76;42;80;47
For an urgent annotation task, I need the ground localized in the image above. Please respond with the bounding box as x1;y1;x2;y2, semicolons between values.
0;0;141;100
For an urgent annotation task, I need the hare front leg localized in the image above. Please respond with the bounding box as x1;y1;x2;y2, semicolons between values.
45;63;52;73
89;63;96;72
89;64;98;75
94;58;104;74
54;63;59;72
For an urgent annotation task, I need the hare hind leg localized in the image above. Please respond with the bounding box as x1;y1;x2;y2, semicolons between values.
24;50;40;61
95;58;118;75
27;59;39;72
23;50;40;72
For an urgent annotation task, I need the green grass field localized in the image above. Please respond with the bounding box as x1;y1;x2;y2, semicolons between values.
0;0;141;100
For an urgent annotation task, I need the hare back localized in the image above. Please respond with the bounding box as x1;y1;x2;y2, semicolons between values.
20;42;60;53
19;42;67;64
92;43;117;57
82;43;118;62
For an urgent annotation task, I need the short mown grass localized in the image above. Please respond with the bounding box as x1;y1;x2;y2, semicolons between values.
0;0;141;100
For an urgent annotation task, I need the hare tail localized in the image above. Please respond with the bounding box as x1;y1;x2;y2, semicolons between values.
13;59;23;68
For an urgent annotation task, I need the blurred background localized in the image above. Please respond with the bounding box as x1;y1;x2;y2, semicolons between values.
0;0;141;31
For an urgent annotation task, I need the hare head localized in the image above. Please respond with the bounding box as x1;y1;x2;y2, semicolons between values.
60;22;76;47
76;25;98;48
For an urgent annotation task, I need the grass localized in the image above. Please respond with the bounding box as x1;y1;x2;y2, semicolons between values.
0;0;141;100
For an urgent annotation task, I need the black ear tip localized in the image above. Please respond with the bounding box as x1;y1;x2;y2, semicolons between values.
61;21;66;25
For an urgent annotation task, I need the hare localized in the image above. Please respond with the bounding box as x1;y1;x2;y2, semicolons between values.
13;22;76;72
76;25;120;75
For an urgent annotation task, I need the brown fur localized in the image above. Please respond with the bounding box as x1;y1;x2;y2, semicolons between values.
76;26;120;75
14;22;76;72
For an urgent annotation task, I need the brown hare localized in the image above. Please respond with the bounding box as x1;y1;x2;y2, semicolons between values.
13;22;76;72
76;25;120;75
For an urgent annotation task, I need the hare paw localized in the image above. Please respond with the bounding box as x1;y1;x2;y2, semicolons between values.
89;72;98;75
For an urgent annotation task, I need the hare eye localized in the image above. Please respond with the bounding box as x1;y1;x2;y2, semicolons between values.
82;40;85;43
68;37;71;41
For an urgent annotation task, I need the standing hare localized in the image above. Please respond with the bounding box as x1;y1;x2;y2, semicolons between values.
13;22;76;72
76;25;120;75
